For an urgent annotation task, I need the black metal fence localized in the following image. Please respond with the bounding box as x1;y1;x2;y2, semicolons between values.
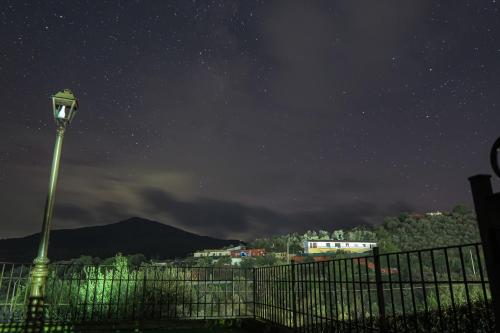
254;243;494;332
0;262;253;323
0;243;496;332
0;263;31;323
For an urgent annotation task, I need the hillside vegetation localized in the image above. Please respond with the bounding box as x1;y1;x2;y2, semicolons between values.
249;205;480;255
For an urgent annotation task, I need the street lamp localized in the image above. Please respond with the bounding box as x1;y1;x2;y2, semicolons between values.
28;89;78;314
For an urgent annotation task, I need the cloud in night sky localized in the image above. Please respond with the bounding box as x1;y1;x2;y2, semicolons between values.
0;0;499;240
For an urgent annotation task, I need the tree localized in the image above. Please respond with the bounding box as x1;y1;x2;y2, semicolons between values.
255;254;279;267
127;253;147;268
215;256;232;267
239;257;256;269
303;230;319;240
333;230;344;240
196;256;214;267
318;230;330;240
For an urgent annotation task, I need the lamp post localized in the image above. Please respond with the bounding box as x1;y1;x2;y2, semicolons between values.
27;89;78;323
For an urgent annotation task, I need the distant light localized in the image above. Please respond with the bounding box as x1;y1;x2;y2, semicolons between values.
57;105;66;119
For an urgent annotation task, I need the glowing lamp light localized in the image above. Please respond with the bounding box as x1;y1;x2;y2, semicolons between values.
57;105;66;119
52;89;78;126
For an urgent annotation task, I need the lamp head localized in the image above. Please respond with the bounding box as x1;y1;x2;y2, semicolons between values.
52;89;78;127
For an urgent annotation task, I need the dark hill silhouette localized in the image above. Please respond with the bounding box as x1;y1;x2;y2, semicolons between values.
0;217;241;262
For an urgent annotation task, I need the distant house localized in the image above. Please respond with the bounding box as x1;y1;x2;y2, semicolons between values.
193;249;230;258
193;245;246;258
303;241;376;254
230;248;266;257
426;211;443;216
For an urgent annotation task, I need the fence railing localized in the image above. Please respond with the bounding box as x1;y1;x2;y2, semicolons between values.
0;262;254;323
0;262;31;323
0;243;496;332
254;242;494;332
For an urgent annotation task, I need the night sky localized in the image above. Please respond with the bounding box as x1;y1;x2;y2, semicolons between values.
1;0;499;241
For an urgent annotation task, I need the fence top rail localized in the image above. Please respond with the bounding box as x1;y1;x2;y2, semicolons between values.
0;262;32;266
41;264;252;270
377;242;482;257
0;261;252;273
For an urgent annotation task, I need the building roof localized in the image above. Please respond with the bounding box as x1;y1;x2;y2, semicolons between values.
194;249;230;252
304;240;377;243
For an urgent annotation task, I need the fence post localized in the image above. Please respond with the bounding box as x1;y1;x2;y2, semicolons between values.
291;260;297;331
373;247;386;331
469;175;500;333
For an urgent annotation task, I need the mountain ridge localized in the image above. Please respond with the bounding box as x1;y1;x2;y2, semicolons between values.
0;217;241;262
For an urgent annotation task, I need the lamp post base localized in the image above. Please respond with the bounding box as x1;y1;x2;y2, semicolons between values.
29;260;49;299
25;260;48;333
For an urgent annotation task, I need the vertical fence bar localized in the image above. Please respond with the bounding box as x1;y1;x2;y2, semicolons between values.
443;248;458;332
343;259;351;328
320;261;328;331
474;244;489;314
430;249;444;332
349;258;357;330
365;256;373;330
337;259;344;330
291;262;297;331
307;263;314;333
405;252;417;330
298;263;305;332
373;247;386;331
396;253;407;330
386;254;396;321
252;267;257;319
327;261;334;331
458;246;473;331
417;250;429;331
356;257;366;331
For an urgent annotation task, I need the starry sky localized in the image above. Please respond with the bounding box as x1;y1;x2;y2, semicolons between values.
1;0;499;241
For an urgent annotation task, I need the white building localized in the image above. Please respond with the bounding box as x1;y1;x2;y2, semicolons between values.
304;240;377;254
193;249;230;258
193;245;245;258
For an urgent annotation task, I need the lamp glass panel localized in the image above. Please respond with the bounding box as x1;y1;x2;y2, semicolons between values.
57;105;66;119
